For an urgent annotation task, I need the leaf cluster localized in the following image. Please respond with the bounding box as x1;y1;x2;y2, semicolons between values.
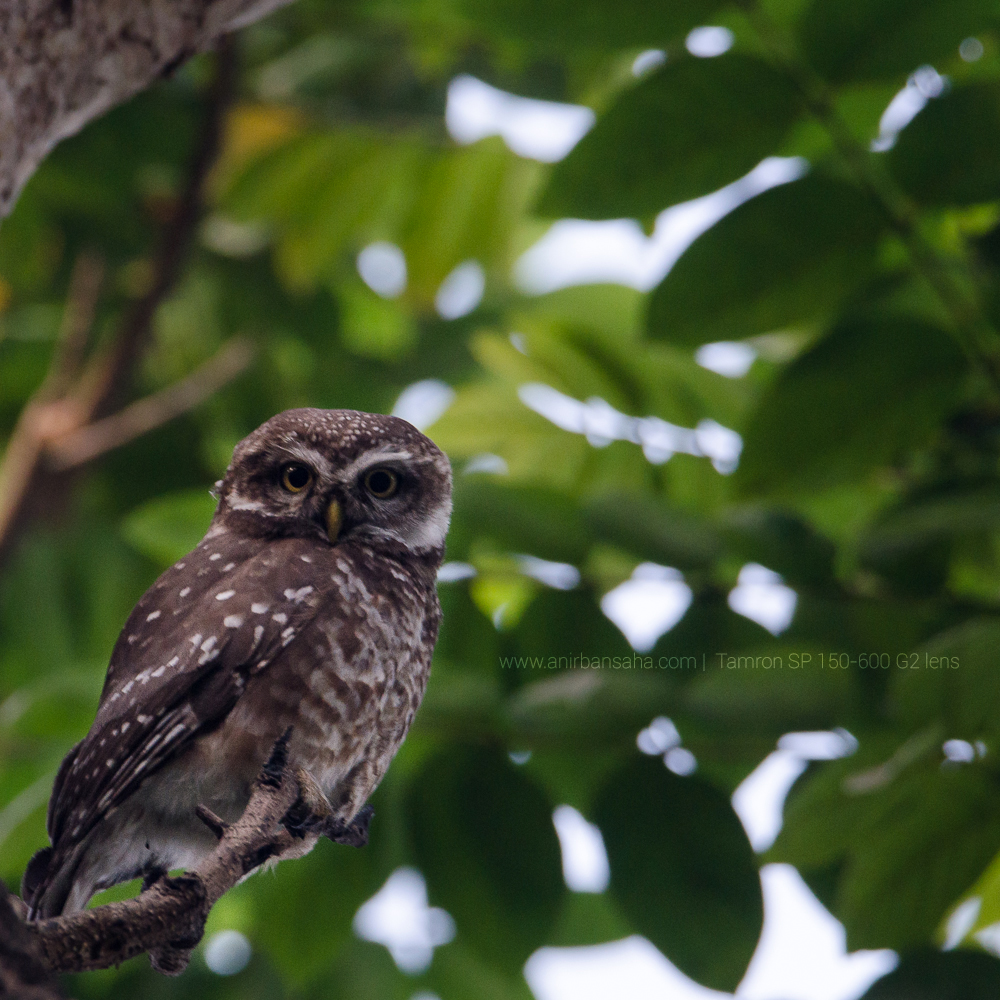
3;0;1000;994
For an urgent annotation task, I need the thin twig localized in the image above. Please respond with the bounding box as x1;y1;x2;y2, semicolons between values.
73;35;237;423
0;38;239;573
47;337;255;470
40;252;105;402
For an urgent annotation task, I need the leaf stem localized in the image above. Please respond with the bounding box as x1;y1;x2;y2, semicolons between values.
741;0;1000;396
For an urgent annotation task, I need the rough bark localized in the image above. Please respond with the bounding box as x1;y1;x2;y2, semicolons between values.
0;0;296;219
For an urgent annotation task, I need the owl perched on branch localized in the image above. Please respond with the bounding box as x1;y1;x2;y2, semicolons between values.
23;408;452;919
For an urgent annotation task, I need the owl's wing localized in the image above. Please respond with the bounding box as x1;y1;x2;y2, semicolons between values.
44;538;328;854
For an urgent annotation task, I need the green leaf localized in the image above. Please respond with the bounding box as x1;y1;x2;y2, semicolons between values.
407;746;565;971
425;942;537;1000
737;316;967;493
722;506;837;589
887;83;1000;206
459;0;722;51
585;492;721;570
448;479;594;566
797;0;999;83
891;618;1000;744
120;489;217;566
537;55;802;220
771;745;1000;951
858;948;1000;999
594;754;763;991
647;176;887;345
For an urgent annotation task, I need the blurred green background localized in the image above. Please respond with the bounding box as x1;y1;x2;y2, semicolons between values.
4;0;1000;996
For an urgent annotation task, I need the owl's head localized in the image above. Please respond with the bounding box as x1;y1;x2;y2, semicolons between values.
213;408;452;557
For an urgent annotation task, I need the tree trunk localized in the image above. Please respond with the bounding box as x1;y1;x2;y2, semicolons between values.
0;0;295;218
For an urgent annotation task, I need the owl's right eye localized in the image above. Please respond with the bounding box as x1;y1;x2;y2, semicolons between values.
281;464;313;493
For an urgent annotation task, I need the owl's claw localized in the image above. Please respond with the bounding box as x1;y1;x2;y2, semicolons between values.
282;794;373;848
320;804;373;848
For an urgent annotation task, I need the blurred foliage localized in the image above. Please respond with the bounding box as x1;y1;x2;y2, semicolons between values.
3;0;1000;996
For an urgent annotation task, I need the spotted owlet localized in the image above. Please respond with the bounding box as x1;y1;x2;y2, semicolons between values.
22;408;451;918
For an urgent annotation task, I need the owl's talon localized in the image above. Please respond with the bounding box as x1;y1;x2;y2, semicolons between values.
321;804;373;848
141;864;168;892
195;804;229;840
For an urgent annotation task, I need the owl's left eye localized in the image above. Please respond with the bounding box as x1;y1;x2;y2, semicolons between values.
281;464;313;493
364;467;398;498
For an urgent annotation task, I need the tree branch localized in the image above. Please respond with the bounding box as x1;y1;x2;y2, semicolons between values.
0;0;297;220
26;736;301;976
0;40;246;573
47;337;255;471
0;884;63;1000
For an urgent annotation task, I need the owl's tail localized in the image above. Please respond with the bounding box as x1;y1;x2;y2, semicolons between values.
21;842;85;919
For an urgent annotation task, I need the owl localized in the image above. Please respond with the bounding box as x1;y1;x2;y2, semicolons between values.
22;408;452;919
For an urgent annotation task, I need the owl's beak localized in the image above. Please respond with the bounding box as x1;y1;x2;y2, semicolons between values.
326;500;342;542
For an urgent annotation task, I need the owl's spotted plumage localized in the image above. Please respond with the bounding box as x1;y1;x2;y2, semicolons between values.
23;408;451;918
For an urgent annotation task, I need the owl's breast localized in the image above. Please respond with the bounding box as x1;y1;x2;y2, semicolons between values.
217;542;438;814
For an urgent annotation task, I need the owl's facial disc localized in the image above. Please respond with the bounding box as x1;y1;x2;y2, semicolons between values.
217;409;452;555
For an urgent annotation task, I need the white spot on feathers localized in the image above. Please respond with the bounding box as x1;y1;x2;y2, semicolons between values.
216;590;235;601
146;610;161;621
284;586;313;603
272;612;288;625
180;587;191;598
210;553;221;561
251;603;269;614
223;562;236;571
224;615;244;628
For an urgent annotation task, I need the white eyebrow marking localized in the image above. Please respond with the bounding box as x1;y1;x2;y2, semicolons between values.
335;448;416;487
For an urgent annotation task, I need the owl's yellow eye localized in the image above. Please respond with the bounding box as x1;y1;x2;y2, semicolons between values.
281;464;313;493
364;468;398;498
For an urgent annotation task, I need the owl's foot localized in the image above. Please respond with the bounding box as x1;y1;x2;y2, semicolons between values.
141;865;168;892
320;805;373;848
282;769;373;849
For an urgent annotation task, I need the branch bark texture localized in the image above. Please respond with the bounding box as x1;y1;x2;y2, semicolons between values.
0;0;295;219
29;747;301;975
